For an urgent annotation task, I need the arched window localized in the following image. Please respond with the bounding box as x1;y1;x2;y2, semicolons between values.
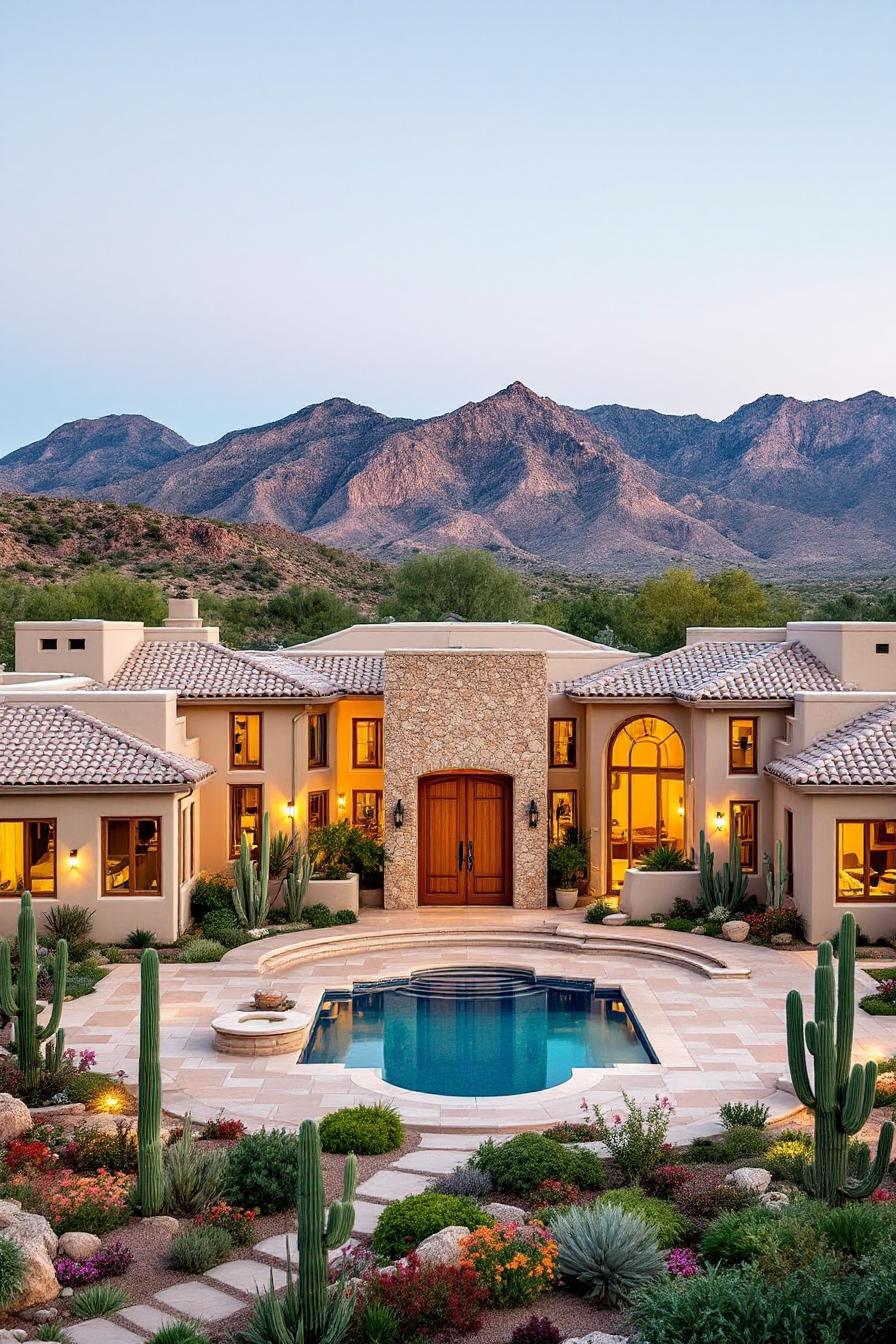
608;717;685;892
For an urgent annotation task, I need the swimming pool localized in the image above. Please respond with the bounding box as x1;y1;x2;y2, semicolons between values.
302;966;656;1096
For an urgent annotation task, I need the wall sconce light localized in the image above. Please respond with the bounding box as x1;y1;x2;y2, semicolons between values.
677;797;685;818
528;799;540;829
284;800;296;820
393;799;404;828
337;792;347;814
714;810;725;831
68;848;79;871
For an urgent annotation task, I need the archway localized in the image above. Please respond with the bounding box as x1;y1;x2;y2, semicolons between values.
607;716;685;892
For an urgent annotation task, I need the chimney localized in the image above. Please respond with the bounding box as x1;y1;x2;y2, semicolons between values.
164;591;202;629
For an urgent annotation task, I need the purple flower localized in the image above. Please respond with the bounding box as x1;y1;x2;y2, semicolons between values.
667;1247;700;1277
53;1256;101;1288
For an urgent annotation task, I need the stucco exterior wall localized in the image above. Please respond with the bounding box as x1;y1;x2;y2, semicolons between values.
383;649;548;909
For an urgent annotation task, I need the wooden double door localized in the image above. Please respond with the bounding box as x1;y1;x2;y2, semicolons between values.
418;772;512;906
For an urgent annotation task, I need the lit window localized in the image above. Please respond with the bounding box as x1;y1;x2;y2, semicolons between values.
352;718;383;768
353;790;383;837
229;785;262;858
0;820;56;896
550;718;577;767
548;790;578;843
103;818;160;895
230;713;262;769
730;800;758;873
837;820;896;902
308;791;329;830
308;713;328;769
729;718;757;774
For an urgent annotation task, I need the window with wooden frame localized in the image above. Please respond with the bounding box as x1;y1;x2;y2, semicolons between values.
352;789;383;838
179;801;195;885
308;790;329;831
729;717;758;774
308;713;328;769
352;717;383;768
549;718;577;767
837;819;896;902
548;789;578;844
230;712;262;769
0;820;56;897
229;784;262;858
103;817;161;896
730;800;759;873
785;808;794;896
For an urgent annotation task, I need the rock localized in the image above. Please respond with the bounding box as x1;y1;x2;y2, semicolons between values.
0;1329;29;1342
759;1189;791;1209
20;1308;57;1323
725;1167;772;1195
60;1287;74;1297
691;925;705;935
483;1202;526;1223
722;920;750;942
413;1225;471;1268
141;1214;180;1235
771;932;794;947
57;1231;101;1261
0;1200;59;1310
0;1095;31;1144
602;912;629;926
562;1333;630;1344
27;1102;85;1120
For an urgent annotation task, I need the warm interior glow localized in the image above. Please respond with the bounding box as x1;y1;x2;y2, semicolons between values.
608;717;685;892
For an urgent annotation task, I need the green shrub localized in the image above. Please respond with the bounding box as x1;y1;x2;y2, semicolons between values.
860;994;896;1015
200;909;247;949
599;1188;690;1249
765;1134;813;1182
103;944;125;963
181;939;225;963
225;1129;301;1212
169;1225;233;1273
43;904;94;959
371;1192;494;1261
163;1124;226;1216
638;845;693;872
553;1202;665;1306
71;1282;128;1318
147;1326;213;1344
685;1125;768;1164
319;1103;403;1155
62;1071;136;1112
823;1202;895;1258
65;1120;138;1172
664;917;696;932
190;872;235;919
584;900;614;924
302;903;335;928
356;1301;402;1344
333;908;358;924
0;1234;25;1308
719;1101;769;1130
472;1133;604;1196
125;928;157;949
700;1207;776;1265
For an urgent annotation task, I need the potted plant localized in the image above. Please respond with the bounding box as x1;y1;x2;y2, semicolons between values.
548;838;588;910
306;820;364;915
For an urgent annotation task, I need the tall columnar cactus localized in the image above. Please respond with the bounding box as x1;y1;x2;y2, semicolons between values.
231;811;271;929
284;846;312;923
698;829;748;917
0;890;68;1091
786;912;894;1204
763;838;788;909
136;948;163;1215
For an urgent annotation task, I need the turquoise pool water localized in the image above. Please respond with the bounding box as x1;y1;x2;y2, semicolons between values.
302;967;655;1096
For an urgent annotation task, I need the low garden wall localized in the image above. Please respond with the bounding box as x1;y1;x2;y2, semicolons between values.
619;868;702;921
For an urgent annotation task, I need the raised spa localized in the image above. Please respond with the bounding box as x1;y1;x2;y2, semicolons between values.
302;966;656;1096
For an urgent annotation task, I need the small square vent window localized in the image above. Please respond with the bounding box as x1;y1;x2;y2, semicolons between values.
40;638;57;651
68;638;86;650
876;643;890;654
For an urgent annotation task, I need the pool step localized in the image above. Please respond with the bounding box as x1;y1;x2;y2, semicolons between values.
400;967;537;999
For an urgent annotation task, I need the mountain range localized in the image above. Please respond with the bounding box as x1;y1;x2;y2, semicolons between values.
3;383;896;577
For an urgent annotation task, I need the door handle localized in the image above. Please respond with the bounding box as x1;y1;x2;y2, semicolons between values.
467;840;474;871
458;842;464;871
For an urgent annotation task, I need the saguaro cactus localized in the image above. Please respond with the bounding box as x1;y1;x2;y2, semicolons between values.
136;948;163;1215
786;911;894;1203
0;890;68;1091
231;810;271;928
284;846;312;923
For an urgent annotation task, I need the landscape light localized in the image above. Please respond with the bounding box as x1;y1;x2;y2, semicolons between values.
393;799;404;828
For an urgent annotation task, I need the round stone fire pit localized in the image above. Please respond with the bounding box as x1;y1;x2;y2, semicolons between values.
211;1008;310;1057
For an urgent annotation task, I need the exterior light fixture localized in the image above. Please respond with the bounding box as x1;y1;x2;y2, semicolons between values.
284;800;296;820
68;848;79;871
677;797;685;818
714;810;725;831
528;799;540;828
337;792;347;814
393;799;404;828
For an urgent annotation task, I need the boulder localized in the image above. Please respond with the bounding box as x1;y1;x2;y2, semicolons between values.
563;1333;630;1344
759;1189;791;1209
413;1225;471;1268
602;912;629;926
771;932;794;947
0;1095;31;1144
483;1201;526;1223
141;1215;180;1235
0;1201;59;1310
725;1167;772;1195
57;1231;101;1262
722;920;750;943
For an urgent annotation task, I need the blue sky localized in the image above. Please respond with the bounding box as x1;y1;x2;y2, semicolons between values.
2;0;895;451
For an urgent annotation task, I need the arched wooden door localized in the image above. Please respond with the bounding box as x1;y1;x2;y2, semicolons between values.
418;772;512;906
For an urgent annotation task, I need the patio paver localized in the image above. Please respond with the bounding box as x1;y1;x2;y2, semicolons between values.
392;1147;475;1173
353;1199;387;1234
206;1257;289;1293
357;1168;432;1200
63;1323;143;1344
155;1280;244;1321
118;1304;180;1332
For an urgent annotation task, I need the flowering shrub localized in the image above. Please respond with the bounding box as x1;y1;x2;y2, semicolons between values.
581;1092;674;1182
194;1200;257;1246
54;1238;133;1288
875;979;896;1004
745;907;805;943
63;1121;138;1173
47;1169;133;1235
532;1178;580;1207
54;1256;101;1288
3;1138;57;1173
870;1188;895;1202
460;1222;558;1308
200;1114;246;1141
510;1316;562;1344
645;1164;693;1198
667;1246;701;1277
360;1254;487;1338
874;1072;896;1107
91;1240;133;1277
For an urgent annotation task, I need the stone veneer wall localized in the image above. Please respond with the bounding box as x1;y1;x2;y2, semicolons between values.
383;649;548;909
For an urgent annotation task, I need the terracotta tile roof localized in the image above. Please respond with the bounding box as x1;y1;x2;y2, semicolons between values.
267;653;384;695
767;703;896;789
568;640;848;703
0;702;214;788
108;641;336;699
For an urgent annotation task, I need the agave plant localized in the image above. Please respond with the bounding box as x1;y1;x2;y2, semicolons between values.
552;1201;665;1306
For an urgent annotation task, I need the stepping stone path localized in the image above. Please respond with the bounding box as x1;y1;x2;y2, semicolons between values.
64;1145;477;1339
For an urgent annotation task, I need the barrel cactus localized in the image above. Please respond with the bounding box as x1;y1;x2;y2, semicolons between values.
786;911;894;1203
0;890;68;1091
136;948;163;1215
